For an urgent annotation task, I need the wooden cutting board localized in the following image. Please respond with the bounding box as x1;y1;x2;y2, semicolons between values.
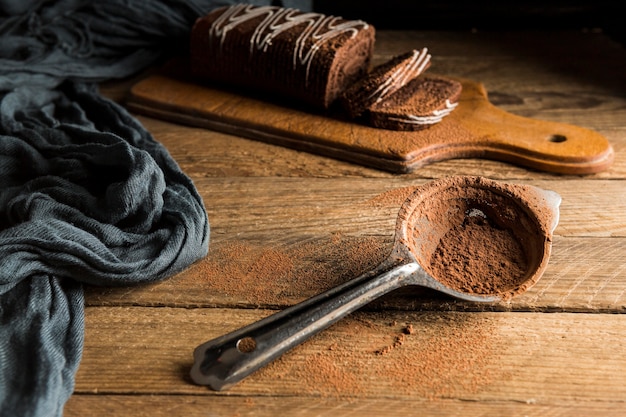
126;62;614;174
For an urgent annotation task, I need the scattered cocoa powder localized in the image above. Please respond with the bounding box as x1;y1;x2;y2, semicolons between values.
190;233;391;306
260;311;503;400
236;336;257;353
360;176;551;300
372;313;501;399
294;350;364;397
363;185;417;209
187;177;550;305
375;333;406;355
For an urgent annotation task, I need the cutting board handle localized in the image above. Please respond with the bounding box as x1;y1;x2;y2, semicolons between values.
421;79;614;174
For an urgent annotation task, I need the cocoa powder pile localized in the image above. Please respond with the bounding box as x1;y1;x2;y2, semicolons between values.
428;213;528;295
406;176;548;300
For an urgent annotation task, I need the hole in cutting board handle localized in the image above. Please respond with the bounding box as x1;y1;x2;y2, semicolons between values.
548;134;567;143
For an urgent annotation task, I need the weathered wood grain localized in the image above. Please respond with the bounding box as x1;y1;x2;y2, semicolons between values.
69;308;626;406
65;394;624;417
65;394;626;417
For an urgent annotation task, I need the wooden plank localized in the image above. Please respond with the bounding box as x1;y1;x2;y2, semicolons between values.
373;32;626;131
64;394;626;417
315;4;619;34
84;178;626;311
84;235;626;312
190;178;626;238
72;307;626;406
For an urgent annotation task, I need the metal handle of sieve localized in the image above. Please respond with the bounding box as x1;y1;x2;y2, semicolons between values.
189;262;421;391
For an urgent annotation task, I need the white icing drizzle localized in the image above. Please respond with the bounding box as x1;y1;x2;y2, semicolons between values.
369;48;432;103
207;5;369;85
387;99;459;125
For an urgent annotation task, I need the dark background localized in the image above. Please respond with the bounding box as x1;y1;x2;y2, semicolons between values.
313;1;625;46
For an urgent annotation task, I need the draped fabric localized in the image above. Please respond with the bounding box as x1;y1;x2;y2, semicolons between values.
0;1;312;416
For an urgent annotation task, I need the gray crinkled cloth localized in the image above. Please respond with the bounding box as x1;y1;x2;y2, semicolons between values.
0;1;312;416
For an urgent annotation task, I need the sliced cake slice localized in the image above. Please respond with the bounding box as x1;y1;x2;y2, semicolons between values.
339;48;432;118
367;74;462;131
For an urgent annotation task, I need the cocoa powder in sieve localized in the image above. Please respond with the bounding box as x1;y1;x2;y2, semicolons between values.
428;214;528;295
406;176;551;300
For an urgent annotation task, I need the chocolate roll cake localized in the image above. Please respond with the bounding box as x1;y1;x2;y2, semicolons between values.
368;74;462;131
190;4;376;109
339;48;432;119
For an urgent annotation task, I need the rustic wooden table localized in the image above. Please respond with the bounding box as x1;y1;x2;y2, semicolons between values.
66;29;626;416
